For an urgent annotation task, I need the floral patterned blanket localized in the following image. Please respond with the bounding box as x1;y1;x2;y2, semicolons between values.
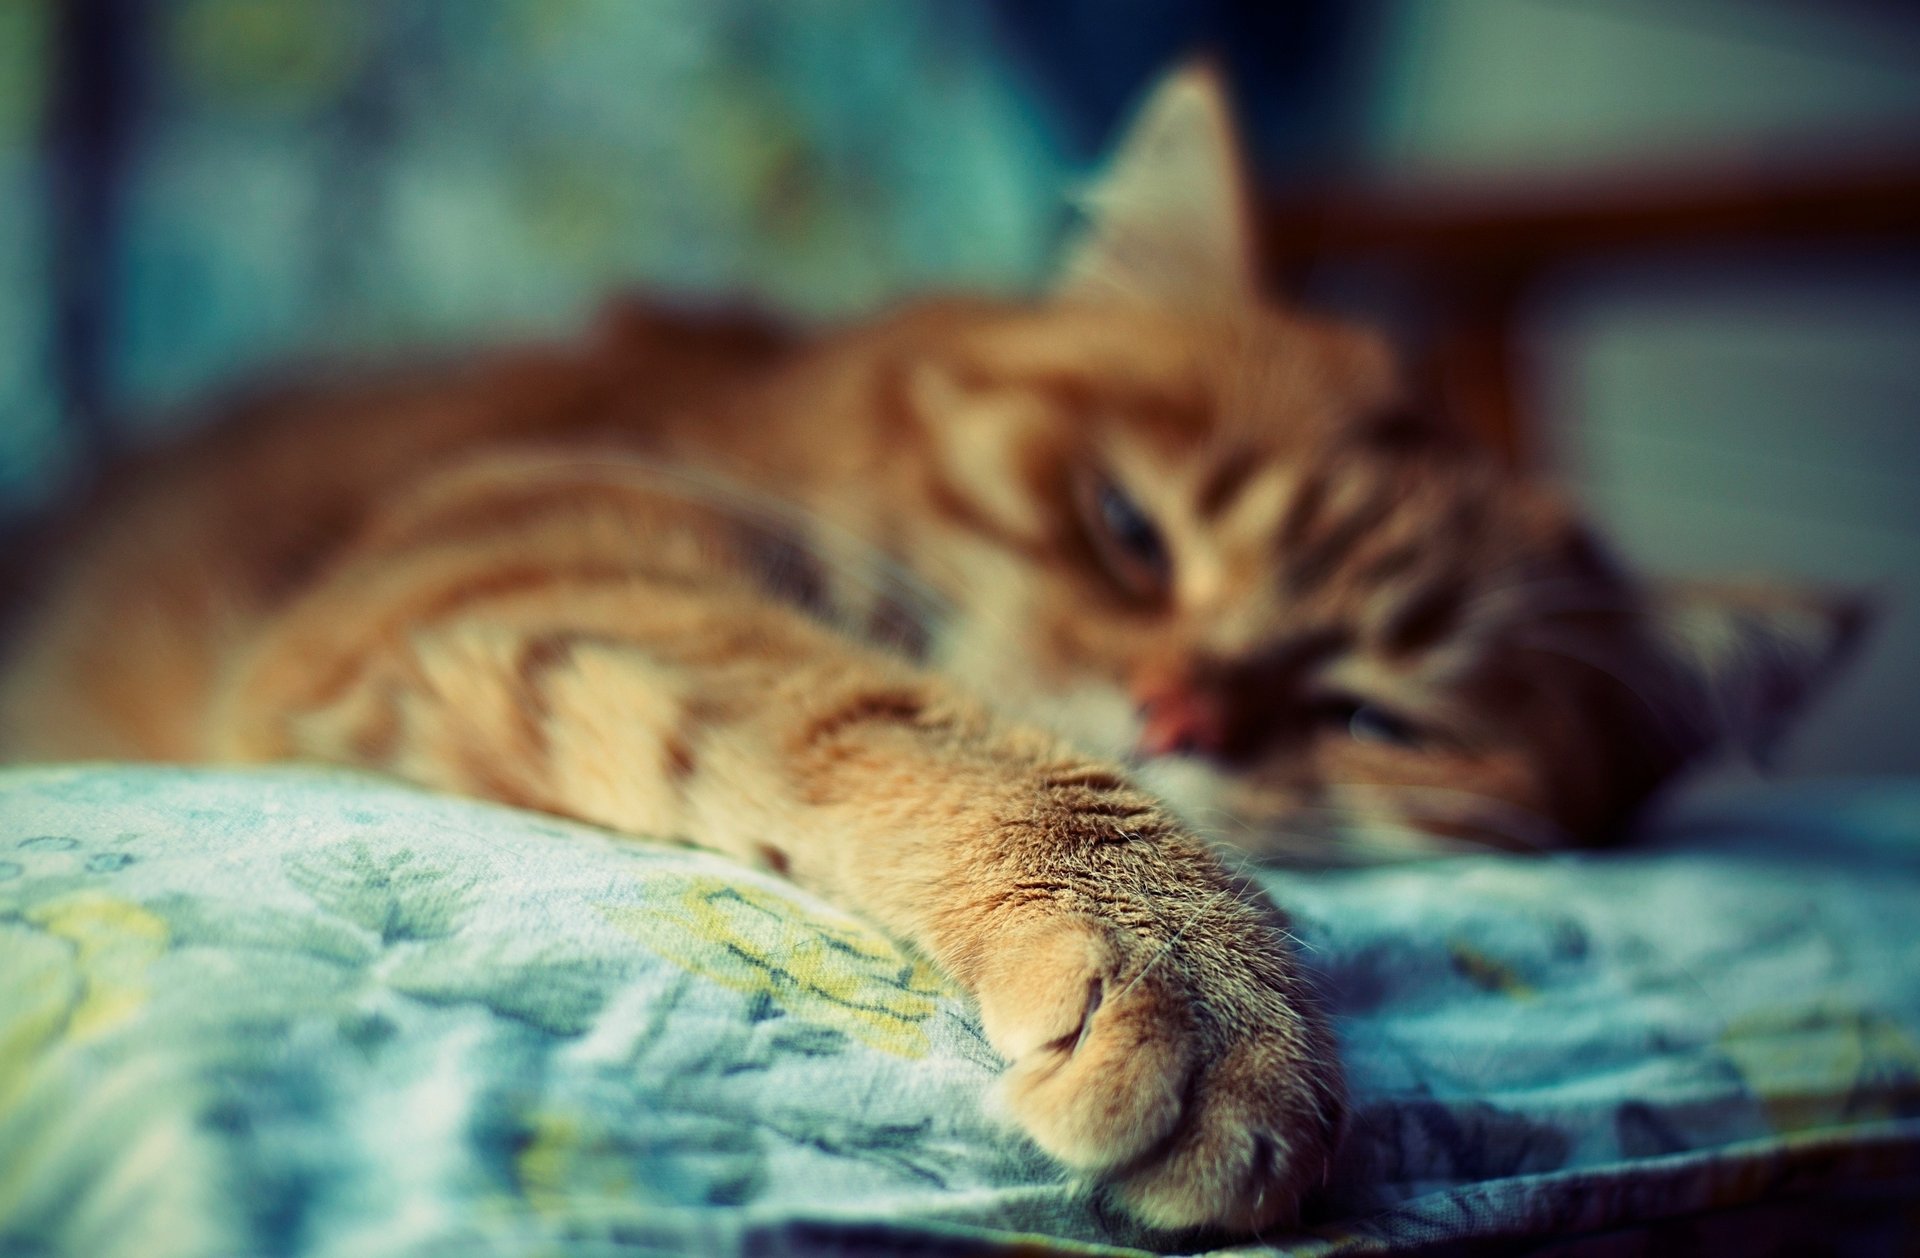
3;765;1917;1256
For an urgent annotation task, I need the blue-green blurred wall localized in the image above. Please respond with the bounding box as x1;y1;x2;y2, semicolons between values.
0;0;1081;511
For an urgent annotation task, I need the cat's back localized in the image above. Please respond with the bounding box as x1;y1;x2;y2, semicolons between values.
0;302;795;762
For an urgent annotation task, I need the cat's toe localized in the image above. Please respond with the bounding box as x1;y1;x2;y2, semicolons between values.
974;916;1197;1171
1105;1035;1342;1234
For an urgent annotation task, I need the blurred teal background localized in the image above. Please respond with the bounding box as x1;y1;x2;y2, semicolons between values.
2;0;1917;779
0;0;1075;508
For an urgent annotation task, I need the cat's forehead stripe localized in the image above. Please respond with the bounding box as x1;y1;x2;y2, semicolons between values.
1378;580;1468;657
1195;447;1261;519
1282;472;1400;595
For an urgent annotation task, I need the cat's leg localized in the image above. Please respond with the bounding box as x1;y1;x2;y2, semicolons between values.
207;488;1342;1233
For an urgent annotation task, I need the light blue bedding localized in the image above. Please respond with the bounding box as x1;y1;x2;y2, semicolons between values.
2;766;1917;1256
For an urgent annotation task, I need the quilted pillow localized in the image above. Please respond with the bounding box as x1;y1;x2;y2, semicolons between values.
2;765;1918;1256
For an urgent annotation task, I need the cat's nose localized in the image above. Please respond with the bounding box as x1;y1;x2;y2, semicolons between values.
1133;680;1227;760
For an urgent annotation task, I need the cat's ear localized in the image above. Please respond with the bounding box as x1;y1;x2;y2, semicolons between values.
1648;580;1873;767
1054;60;1260;311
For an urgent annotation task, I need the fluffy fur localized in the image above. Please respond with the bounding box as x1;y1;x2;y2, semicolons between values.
0;65;1862;1233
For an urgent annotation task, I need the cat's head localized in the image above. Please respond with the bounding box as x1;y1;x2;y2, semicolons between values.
851;65;1867;858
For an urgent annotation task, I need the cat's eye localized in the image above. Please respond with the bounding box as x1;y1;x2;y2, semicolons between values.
1321;697;1422;747
1098;481;1164;567
1080;473;1170;598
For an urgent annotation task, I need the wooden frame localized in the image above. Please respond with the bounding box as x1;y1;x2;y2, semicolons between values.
1262;148;1920;465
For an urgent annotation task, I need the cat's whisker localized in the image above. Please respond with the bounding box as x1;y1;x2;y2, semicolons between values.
1457;572;1604;620
1112;885;1237;1006
1304;786;1575;857
1160;818;1297;906
1162;788;1464;867
1261;815;1468;866
1347;788;1569;850
1295;819;1496;864
1511;633;1697;753
1171;773;1564;863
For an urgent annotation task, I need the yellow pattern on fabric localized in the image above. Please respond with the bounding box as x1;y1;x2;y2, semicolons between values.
0;924;82;1115
1448;941;1537;1001
24;895;171;1042
1718;1005;1920;1133
514;1108;640;1220
597;873;954;1058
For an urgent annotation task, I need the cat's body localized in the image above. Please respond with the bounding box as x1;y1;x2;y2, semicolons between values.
0;68;1861;1234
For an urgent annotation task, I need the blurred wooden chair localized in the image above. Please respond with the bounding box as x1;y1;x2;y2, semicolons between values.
1263;150;1920;465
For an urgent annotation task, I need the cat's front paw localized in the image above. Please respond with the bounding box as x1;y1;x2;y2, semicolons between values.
973;907;1341;1235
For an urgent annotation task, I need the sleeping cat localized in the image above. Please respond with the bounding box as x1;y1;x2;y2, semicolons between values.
0;66;1861;1234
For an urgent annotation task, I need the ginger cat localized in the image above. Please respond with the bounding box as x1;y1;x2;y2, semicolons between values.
0;67;1861;1233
